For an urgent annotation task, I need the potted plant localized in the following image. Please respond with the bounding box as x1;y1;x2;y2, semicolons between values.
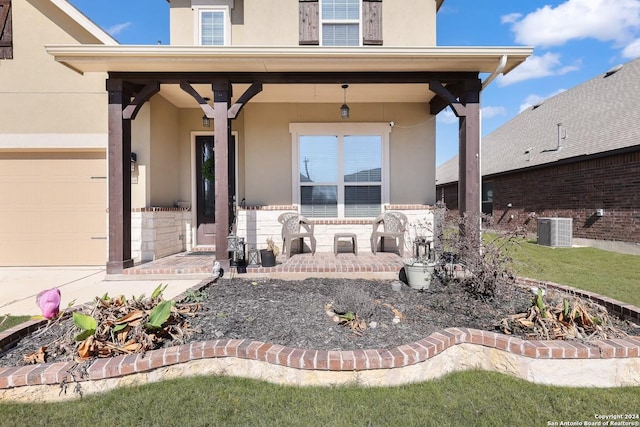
402;218;438;290
260;237;280;267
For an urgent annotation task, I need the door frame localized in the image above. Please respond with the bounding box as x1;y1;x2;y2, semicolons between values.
190;130;239;247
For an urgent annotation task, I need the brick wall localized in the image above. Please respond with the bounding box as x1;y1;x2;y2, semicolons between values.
437;150;640;243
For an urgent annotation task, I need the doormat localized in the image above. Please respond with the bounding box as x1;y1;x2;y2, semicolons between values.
184;251;216;256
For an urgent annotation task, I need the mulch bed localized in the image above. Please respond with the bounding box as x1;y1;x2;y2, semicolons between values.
1;277;638;368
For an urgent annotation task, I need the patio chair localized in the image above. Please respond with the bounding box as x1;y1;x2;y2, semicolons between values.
277;212;299;243
370;211;408;255
281;214;316;258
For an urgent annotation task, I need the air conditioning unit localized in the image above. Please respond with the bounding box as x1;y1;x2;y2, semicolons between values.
537;218;573;247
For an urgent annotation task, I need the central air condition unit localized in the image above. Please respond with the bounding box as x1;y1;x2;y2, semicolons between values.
537;218;573;247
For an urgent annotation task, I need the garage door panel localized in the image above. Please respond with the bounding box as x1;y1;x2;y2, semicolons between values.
0;153;107;266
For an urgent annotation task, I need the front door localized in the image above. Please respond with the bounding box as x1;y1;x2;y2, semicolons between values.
195;135;236;246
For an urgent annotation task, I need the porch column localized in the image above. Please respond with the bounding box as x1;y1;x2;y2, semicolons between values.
106;78;133;274
213;80;231;268
458;78;482;217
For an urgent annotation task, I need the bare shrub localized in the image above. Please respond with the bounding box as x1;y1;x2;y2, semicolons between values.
438;211;525;299
331;284;376;321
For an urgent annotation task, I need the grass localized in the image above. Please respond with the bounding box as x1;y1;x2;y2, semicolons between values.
0;315;31;333
503;237;640;306
1;243;638;425
1;370;639;427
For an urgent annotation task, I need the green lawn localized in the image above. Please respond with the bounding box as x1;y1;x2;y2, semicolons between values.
1;371;638;427
1;244;638;425
506;238;640;306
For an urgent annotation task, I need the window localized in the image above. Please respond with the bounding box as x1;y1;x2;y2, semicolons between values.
321;0;360;46
197;7;230;46
291;123;390;218
482;181;493;215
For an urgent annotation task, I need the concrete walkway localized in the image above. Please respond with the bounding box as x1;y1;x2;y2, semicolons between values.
0;267;203;316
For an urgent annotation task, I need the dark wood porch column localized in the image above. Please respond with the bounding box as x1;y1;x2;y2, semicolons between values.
213;80;231;269
458;78;482;216
106;78;134;273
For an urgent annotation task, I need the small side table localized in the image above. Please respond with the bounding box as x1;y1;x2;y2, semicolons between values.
334;233;358;255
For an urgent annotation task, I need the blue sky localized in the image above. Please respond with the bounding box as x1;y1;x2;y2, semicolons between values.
68;0;640;166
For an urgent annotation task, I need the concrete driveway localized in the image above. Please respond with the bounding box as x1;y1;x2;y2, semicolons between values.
0;267;202;316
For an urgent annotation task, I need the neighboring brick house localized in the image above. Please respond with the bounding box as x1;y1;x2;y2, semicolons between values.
1;0;532;271
436;57;640;254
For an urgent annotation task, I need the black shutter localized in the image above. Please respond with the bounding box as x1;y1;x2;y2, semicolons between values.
0;1;12;59
363;0;382;46
299;0;319;45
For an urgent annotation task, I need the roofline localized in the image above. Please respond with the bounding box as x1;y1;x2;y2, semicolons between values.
437;145;640;186
45;45;533;74
49;0;118;46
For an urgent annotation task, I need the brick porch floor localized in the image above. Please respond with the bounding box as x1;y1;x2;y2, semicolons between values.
120;250;406;279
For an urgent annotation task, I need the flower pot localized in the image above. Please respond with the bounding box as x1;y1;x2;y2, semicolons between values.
260;249;276;267
403;258;436;290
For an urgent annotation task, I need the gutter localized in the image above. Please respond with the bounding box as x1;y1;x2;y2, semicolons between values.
481;54;507;89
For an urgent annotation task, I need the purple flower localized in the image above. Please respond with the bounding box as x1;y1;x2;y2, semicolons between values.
36;288;61;319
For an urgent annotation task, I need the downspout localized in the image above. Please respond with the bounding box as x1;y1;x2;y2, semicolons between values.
478;54;507;223
482;54;508;89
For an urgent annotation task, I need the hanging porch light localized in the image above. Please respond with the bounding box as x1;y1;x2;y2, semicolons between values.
340;84;350;119
202;97;211;127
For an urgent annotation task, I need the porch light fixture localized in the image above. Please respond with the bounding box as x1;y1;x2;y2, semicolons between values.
130;152;137;172
340;84;350;119
202;97;211;128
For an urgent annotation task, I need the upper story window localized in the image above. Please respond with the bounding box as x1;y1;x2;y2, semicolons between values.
197;7;231;46
0;0;12;59
299;0;382;46
321;0;360;46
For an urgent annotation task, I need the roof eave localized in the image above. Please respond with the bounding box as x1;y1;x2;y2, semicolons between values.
45;45;534;74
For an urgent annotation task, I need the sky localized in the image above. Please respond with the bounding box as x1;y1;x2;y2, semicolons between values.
68;0;640;166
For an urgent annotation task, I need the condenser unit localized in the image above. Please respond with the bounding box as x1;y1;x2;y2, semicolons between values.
537;218;573;247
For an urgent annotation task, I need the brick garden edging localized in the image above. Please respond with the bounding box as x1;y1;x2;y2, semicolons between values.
1;278;639;402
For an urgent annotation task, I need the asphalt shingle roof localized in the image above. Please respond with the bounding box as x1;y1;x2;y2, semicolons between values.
436;57;640;185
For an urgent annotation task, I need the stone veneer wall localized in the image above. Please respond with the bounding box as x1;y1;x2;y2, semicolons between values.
131;208;192;262
236;205;437;255
1;277;639;402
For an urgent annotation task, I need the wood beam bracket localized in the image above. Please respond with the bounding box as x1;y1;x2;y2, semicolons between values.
122;81;160;120
180;81;215;118
429;80;466;117
228;82;263;119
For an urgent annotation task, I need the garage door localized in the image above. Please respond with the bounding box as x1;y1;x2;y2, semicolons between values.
0;151;107;266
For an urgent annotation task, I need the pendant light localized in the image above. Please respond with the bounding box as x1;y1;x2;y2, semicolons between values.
340;84;350;119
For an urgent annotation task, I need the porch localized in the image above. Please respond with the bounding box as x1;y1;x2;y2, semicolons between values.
116;250;405;280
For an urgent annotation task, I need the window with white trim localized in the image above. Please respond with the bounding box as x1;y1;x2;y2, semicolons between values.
198;7;230;46
321;0;361;46
291;123;390;218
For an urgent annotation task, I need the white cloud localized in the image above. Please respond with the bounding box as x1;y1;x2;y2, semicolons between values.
497;53;580;86
505;0;640;48
437;109;457;125
106;22;132;36
622;38;640;58
518;89;567;113
481;106;507;119
500;13;522;25
436;106;506;125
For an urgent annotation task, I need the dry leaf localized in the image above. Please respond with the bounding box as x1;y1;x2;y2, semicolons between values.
23;346;47;364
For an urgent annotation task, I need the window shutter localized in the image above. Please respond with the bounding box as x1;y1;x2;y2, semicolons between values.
363;0;382;46
299;0;319;45
0;1;12;59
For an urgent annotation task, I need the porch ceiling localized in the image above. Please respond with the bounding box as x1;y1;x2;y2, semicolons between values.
46;45;533;106
159;83;434;106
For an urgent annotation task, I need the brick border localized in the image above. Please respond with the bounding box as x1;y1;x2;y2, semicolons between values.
1;278;639;397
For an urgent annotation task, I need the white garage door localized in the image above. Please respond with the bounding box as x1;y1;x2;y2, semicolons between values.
0;152;107;266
